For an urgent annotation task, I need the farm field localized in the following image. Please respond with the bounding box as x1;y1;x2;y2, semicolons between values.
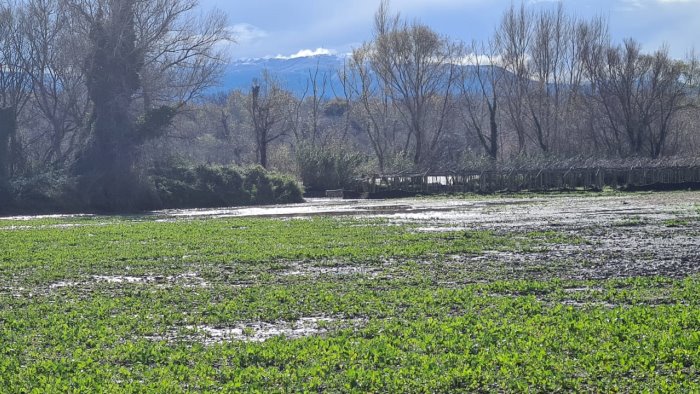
1;191;700;392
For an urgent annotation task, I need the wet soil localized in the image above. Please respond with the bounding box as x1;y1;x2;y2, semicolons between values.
5;192;698;283
5;192;698;345
196;192;697;282
150;317;365;344
154;192;700;281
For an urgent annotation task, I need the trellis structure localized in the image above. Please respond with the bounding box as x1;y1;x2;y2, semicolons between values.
359;166;700;195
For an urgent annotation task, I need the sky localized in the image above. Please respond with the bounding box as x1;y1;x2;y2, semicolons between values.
199;0;700;60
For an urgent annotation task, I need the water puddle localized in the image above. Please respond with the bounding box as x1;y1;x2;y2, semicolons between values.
48;272;209;290
153;317;364;344
559;300;619;308
0;214;94;221
562;287;604;293
49;281;81;289
280;263;381;277
94;275;152;284
95;273;209;287
0;223;93;231
415;227;470;233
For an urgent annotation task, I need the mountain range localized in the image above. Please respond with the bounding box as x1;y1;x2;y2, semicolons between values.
214;55;348;98
212;54;506;98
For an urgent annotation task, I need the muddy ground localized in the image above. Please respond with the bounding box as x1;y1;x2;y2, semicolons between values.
3;191;699;344
160;191;700;281
5;191;700;283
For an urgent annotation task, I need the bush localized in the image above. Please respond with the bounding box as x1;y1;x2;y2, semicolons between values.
295;143;365;192
270;173;304;204
4;171;79;214
0;164;303;215
151;164;303;209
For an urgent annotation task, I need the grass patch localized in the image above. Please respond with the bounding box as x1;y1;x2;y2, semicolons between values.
664;218;690;227
613;216;647;227
0;213;698;392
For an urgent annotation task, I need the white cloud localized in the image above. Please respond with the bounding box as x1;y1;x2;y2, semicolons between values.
274;48;337;59
621;0;698;6
214;1;700;60
618;0;645;9
229;23;268;45
457;53;504;66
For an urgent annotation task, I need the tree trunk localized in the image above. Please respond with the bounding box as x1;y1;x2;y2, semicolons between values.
488;103;499;160
0;107;17;203
413;129;422;166
259;141;268;169
76;0;148;211
0;108;16;177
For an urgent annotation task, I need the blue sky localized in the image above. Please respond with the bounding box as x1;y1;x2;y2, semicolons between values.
199;0;700;60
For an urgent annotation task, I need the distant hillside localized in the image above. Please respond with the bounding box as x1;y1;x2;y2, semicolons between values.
211;54;510;98
214;55;347;98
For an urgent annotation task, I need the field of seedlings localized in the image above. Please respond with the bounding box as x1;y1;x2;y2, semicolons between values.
1;191;700;392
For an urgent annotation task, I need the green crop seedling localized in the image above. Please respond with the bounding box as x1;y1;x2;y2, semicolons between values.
1;193;699;392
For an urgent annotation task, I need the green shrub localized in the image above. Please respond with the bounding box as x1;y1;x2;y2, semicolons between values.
243;166;274;204
269;171;304;204
4;171;81;213
0;164;303;214
295;143;365;191
152;164;303;209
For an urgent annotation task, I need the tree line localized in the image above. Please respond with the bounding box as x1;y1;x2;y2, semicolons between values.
1;0;699;212
166;1;699;182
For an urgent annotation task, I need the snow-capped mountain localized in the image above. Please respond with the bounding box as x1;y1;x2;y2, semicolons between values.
215;54;348;98
212;54;511;98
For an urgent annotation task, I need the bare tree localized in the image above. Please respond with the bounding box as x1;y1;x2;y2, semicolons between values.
133;0;230;109
0;1;32;191
292;63;328;146
524;4;570;153
588;39;692;158
496;2;532;154
523;4;598;155
22;0;90;168
495;4;614;157
59;0;231;209
247;72;294;169
345;45;400;172
364;0;459;167
458;40;504;161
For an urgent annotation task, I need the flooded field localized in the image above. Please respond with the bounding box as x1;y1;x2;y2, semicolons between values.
157;192;696;226
1;191;699;391
157;192;700;279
